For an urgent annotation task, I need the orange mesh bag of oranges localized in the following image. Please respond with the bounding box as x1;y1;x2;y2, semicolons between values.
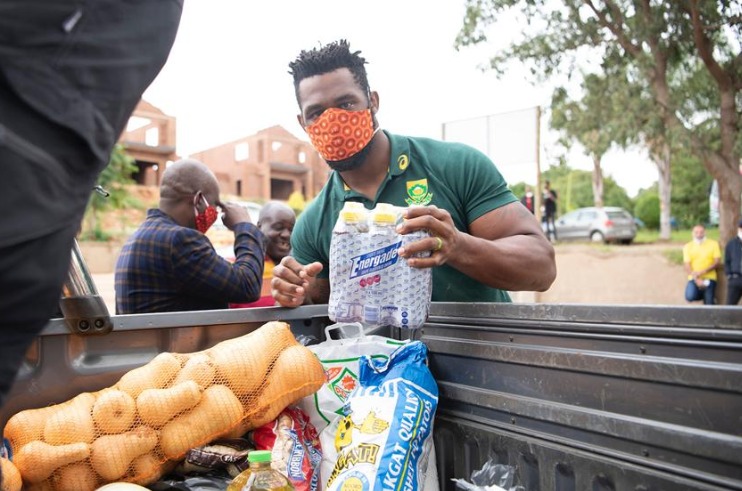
3;321;325;491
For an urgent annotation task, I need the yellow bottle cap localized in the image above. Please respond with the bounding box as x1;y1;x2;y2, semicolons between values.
373;203;397;224
340;202;364;222
341;211;361;222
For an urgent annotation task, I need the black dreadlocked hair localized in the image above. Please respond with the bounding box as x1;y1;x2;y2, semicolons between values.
288;40;370;105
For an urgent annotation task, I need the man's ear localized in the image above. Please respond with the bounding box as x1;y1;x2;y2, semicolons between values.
297;114;306;131
369;91;380;114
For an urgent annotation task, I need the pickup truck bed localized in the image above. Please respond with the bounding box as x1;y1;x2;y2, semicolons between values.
2;303;740;491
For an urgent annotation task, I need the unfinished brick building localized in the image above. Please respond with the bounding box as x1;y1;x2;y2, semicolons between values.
118;100;178;186
190;126;329;201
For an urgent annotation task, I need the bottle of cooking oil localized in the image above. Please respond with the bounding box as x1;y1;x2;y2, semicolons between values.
226;450;294;491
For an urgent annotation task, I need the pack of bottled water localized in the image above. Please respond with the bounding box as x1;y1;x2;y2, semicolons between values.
328;202;433;329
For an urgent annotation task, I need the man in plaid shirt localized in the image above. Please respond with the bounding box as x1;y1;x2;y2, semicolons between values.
115;159;265;314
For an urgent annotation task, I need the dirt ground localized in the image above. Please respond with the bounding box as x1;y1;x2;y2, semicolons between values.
538;243;688;305
93;242;691;311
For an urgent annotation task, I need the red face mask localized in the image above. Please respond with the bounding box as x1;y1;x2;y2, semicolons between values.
306;108;376;161
194;195;218;233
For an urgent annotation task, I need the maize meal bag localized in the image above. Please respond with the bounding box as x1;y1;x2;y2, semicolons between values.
320;341;438;491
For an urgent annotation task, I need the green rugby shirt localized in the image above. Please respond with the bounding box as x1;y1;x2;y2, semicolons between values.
291;130;517;302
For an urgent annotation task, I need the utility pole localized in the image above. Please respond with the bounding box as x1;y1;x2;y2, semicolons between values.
534;106;543;223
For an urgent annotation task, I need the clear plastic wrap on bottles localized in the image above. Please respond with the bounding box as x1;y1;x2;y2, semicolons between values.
329;203;432;329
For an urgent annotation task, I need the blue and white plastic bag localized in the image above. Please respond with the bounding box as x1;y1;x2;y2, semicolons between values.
320;341;438;491
298;323;407;433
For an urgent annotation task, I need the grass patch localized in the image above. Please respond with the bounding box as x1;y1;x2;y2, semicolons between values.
79;228;112;242
589;243;615;253
635;228;720;244
663;249;685;266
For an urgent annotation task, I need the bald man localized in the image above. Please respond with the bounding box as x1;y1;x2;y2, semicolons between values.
231;202;296;308
115;159;265;314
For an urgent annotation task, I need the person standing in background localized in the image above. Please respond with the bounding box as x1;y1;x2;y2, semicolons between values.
683;224;721;305
724;220;742;305
231;202;296;308
520;185;535;214
543;180;558;241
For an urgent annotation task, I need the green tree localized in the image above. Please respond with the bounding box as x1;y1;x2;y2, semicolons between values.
508;181;531;198
605;63;676;240
542;162;632;215
456;0;742;246
635;191;661;229
83;144;138;241
671;149;714;227
287;190;307;216
603;177;634;211
551;73;619;208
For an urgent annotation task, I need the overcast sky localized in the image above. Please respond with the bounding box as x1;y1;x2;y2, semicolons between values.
143;0;657;197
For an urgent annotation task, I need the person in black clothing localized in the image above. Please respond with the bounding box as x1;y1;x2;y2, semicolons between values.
520;185;535;214
0;0;183;418
543;180;558;241
725;220;742;305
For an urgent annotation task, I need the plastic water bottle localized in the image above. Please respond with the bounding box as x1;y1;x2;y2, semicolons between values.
329;202;367;323
363;204;399;326
397;224;433;329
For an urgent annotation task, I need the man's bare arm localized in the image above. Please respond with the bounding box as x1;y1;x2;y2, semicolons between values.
399;202;556;292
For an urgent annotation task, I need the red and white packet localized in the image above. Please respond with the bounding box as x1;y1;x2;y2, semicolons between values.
251;407;323;491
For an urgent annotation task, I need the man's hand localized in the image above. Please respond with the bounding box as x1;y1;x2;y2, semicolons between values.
396;201;554;292
219;202;251;231
691;271;701;279
271;256;323;307
396;205;461;268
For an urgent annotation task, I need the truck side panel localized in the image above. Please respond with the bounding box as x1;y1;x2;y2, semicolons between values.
2;303;740;491
420;303;742;491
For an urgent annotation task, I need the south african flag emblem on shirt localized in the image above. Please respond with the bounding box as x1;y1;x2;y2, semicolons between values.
406;178;433;205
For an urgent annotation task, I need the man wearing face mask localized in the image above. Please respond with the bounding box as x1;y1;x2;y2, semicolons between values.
271;41;555;307
724;220;742;305
683;224;721;305
115;159;265;314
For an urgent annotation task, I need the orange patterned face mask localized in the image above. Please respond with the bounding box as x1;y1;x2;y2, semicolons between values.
306;108;376;161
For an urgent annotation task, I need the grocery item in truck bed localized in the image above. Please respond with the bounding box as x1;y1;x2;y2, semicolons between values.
329;203;432;329
3;322;325;490
320;341;438;491
250;407;321;491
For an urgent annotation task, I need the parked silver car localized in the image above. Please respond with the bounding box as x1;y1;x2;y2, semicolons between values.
554;207;637;244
